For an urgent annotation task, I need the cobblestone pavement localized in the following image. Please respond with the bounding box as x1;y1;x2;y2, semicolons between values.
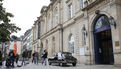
0;62;121;69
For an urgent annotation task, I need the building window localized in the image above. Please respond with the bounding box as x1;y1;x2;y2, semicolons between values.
44;17;46;33
55;9;58;25
48;15;51;30
52;37;55;53
69;34;74;53
81;0;86;8
82;29;86;46
68;3;72;19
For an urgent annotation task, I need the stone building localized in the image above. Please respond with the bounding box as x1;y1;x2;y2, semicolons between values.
32;18;41;53
38;0;121;65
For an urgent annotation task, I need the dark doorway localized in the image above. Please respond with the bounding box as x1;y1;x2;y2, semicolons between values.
94;15;114;64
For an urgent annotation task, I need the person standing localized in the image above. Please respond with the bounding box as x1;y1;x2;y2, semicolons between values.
0;51;2;66
43;49;48;65
8;50;15;67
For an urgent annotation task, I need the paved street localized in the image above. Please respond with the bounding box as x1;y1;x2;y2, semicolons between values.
0;61;121;69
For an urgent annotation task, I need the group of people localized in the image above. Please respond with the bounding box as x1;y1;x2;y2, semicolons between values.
32;49;48;65
0;50;19;67
0;49;48;67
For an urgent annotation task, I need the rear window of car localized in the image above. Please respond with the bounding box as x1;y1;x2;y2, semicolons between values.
63;53;72;56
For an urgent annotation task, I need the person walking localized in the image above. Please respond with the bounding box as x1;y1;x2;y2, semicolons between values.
42;49;48;65
8;50;15;67
0;51;2;66
15;54;19;64
34;52;39;64
21;51;27;65
32;52;35;63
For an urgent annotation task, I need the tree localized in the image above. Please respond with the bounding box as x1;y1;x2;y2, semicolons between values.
11;35;18;41
0;0;21;52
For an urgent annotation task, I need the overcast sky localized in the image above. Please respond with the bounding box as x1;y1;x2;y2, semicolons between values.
3;0;50;37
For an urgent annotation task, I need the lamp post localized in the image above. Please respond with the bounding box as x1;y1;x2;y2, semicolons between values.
82;25;88;37
108;16;117;29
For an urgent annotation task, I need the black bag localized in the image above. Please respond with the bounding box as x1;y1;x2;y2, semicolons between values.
17;65;22;67
5;58;11;67
0;61;2;66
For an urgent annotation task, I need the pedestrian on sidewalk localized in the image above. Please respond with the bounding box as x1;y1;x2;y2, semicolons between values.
32;52;35;63
42;49;48;65
21;50;27;65
0;51;2;66
34;52;39;64
15;54;19;64
8;50;15;67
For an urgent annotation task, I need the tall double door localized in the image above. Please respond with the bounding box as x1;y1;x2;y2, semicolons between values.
94;30;114;64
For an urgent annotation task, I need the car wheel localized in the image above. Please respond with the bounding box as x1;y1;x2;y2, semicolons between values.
49;62;51;65
72;63;76;66
58;63;61;66
62;63;66;66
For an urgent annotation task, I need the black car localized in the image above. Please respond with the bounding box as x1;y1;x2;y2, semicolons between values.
48;52;77;66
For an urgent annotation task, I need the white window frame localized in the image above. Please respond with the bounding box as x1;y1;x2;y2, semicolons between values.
55;9;58;25
68;3;72;19
69;35;74;53
81;0;86;8
48;15;51;30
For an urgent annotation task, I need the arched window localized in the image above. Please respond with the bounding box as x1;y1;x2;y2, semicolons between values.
52;37;55;53
69;34;74;53
94;16;110;32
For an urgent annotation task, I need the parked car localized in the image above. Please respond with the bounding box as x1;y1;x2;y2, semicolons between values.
48;52;77;66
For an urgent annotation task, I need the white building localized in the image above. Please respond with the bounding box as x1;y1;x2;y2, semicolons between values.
9;40;22;55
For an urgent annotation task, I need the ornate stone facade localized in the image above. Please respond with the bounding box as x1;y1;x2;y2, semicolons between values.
35;0;121;65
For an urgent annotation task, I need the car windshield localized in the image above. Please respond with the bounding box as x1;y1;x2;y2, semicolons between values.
63;53;72;56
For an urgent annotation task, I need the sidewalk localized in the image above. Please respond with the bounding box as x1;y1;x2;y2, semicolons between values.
0;61;121;69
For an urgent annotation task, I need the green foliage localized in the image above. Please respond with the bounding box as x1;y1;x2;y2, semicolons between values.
0;0;21;43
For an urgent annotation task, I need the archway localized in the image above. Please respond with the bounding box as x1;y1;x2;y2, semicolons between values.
93;15;114;64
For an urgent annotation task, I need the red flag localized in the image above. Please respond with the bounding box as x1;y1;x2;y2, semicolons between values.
14;43;17;56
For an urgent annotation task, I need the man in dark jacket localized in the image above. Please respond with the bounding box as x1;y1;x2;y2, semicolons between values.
21;51;27;65
43;49;48;65
8;50;15;67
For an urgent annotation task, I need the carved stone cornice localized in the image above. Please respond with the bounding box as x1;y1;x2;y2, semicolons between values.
82;0;105;11
40;24;62;39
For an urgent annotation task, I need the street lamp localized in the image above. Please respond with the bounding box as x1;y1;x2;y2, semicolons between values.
82;25;88;37
108;16;117;29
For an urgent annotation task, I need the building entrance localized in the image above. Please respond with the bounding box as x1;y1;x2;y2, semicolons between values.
94;15;114;64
